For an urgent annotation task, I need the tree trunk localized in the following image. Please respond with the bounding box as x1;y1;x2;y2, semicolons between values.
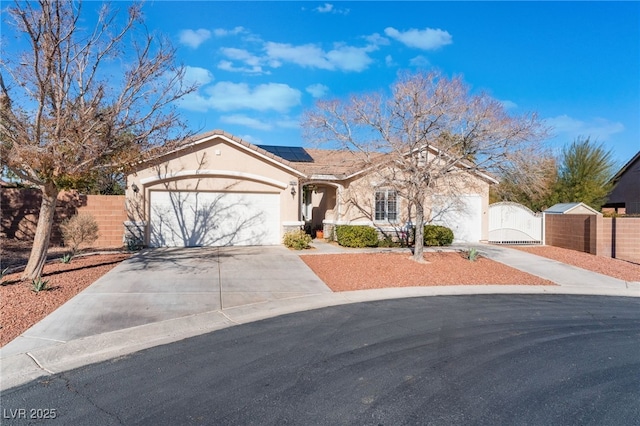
412;203;425;262
21;183;59;281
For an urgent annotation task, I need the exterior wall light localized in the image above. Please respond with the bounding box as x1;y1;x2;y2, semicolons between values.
131;183;139;193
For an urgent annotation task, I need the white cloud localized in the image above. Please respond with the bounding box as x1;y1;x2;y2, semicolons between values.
183;66;214;87
177;92;212;112
315;3;349;14
384;27;453;50
221;114;272;130
239;134;263;145
306;83;329;98
179;29;211;49
385;55;396;67
203;82;302;112
264;42;374;72
326;45;374;72
275;117;300;129
265;42;333;69
364;33;390;46
499;100;518;110
316;3;334;13
213;26;246;37
409;55;430;67
217;60;266;74
545;115;625;140
218;48;267;74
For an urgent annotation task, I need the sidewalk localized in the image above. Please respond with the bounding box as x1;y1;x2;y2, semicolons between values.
1;242;638;391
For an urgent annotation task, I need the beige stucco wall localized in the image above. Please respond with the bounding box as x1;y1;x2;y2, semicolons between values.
333;167;492;240
126;134;302;244
566;205;599;215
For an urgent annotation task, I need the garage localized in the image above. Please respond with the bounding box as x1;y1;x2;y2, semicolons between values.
149;191;281;247
431;195;482;242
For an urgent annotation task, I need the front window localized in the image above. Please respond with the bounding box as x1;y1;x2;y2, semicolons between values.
375;189;398;222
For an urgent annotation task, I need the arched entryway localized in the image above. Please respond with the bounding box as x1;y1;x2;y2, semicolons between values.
301;183;338;236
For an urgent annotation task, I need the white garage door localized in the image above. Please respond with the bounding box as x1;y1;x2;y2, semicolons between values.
149;191;280;247
431;195;482;243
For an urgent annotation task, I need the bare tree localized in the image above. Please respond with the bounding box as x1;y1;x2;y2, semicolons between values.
490;148;558;212
303;70;547;261
0;0;196;280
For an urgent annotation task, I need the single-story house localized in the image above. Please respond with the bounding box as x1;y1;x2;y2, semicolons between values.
125;130;497;248
602;150;640;214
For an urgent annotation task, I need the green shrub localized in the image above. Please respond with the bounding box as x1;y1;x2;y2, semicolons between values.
377;235;401;248
60;253;73;264
423;225;454;246
335;225;379;248
283;230;312;250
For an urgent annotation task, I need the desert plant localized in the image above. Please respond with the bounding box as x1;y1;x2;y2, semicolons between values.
1;267;9;285
60;213;99;254
60;254;73;264
464;247;479;261
335;225;379;248
424;225;454;246
31;277;50;293
283;230;313;250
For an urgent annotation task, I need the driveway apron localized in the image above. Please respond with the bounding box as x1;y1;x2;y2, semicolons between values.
1;246;331;356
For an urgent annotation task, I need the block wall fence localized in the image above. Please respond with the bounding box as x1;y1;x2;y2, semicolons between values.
545;214;640;265
1;188;127;248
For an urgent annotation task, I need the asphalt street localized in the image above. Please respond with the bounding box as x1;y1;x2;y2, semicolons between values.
2;295;639;425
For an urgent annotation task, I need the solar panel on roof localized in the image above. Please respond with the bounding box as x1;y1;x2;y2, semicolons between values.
258;145;314;162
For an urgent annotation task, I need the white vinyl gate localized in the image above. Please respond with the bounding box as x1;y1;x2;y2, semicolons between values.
488;202;543;244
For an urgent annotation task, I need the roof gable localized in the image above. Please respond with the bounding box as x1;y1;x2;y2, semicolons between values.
133;129;305;177
611;150;640;184
544;202;601;215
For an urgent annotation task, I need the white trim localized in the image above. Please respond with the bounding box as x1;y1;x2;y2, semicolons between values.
140;170;288;189
282;221;305;226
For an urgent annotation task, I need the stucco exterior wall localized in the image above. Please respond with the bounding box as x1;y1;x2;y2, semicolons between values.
126;135;302;244
334;167;491;241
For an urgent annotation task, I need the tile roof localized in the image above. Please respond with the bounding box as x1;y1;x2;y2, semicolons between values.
290;148;375;178
151;130;496;183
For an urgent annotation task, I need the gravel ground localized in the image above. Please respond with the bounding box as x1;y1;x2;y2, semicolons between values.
0;253;129;347
513;246;640;282
301;252;554;291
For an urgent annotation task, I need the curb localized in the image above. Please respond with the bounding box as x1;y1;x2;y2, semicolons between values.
2;284;638;391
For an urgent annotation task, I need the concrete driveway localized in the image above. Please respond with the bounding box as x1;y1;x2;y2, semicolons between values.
1;246;331;356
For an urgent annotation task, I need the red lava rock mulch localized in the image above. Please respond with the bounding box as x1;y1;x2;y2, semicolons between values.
513;246;640;282
1;253;130;347
301;252;554;292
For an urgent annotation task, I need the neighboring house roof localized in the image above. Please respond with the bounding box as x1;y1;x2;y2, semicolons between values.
544;202;601;215
610;150;640;184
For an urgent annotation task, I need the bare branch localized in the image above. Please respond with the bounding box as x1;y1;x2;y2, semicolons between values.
302;70;548;260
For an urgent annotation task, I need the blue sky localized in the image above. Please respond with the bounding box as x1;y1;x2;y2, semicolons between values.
6;1;640;166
